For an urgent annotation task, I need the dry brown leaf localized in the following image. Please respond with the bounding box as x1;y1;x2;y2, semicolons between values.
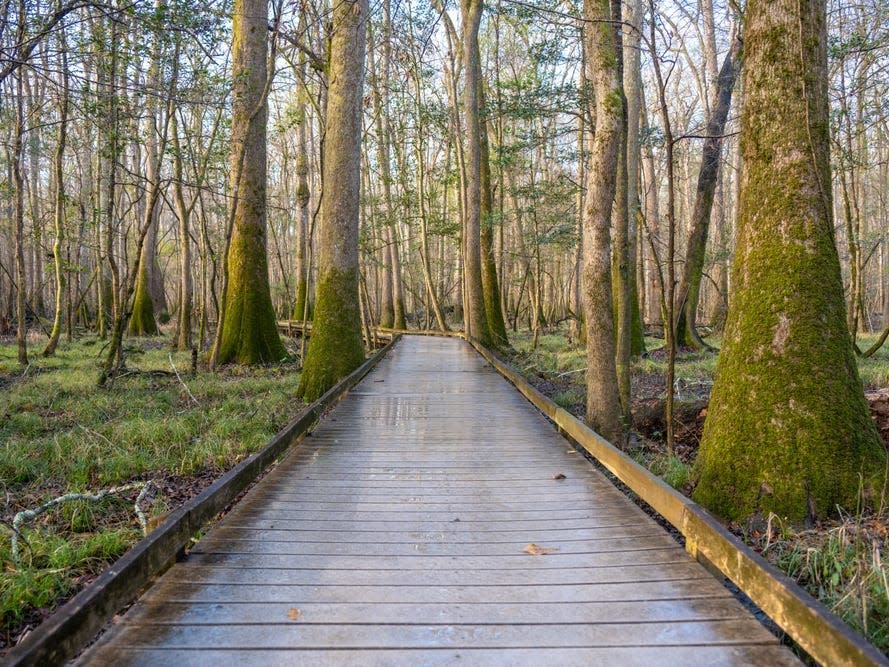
287;608;301;621
523;543;559;556
552;473;566;480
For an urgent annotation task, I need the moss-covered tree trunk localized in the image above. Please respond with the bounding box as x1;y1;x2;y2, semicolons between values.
623;0;645;359
43;39;69;357
293;112;313;322
460;0;493;347
582;0;624;445
171;112;193;351
693;0;886;522
610;0;632;414
479;80;508;347
212;0;286;365
296;0;368;402
290;43;313;323
13;70;28;366
129;3;164;338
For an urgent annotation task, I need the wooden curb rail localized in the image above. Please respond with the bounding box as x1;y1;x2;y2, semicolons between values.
468;339;889;667
5;335;400;667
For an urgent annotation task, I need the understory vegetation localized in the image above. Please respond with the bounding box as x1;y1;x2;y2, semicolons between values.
0;335;303;649
509;326;889;655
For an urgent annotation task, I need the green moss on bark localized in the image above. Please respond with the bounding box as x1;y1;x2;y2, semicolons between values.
692;0;885;523
297;267;365;402
215;227;287;365
292;278;313;321
129;264;158;336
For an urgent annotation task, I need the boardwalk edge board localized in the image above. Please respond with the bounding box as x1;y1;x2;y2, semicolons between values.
4;335;401;667
468;339;889;667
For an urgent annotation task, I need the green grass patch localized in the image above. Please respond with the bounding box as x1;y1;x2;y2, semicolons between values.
0;335;304;640
856;333;889;389
760;513;889;655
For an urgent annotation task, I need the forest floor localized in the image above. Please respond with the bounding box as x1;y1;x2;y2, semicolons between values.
0;332;305;655
506;327;889;656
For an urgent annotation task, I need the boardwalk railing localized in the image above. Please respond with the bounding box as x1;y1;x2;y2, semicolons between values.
469;339;889;667
5;336;400;667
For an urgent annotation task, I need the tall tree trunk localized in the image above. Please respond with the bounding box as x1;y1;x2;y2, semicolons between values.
623;0;645;357
693;0;885;522
675;26;742;350
293;102;313;322
172;112;193;350
13;70;28;365
582;0;624;445
574;114;586;346
611;0;631;413
297;0;369;401
130;0;167;336
44;36;70;357
479;81;508;346
460;0;492;346
212;0;286;365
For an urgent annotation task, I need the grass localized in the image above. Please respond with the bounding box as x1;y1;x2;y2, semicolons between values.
0;334;304;640
757;510;889;655
856;332;889;389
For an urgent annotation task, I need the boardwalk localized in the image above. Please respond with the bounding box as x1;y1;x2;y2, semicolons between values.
78;336;797;666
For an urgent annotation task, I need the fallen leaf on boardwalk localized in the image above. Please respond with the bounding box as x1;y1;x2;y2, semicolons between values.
552;473;566;480
287;608;301;621
523;543;559;555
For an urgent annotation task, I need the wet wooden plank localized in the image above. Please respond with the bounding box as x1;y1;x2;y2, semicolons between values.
183;547;687;568
130;579;744;605
119;597;757;626
76;336;797;666
80;645;801;667
82;619;780;650
160;561;709;587
190;533;680;556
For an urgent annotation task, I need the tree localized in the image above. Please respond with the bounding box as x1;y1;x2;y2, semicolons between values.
479;80;509;346
460;0;493;346
581;0;624;444
43;28;70;357
693;0;886;522
12;68;28;365
296;0;369;401
211;0;287;365
674;25;742;350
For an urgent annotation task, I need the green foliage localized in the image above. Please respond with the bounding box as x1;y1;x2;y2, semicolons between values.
0;526;136;630
553;388;583;410
761;513;889;654
0;336;305;636
649;453;691;490
0;338;302;486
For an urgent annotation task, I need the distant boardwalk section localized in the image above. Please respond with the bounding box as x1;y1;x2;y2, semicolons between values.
78;336;798;666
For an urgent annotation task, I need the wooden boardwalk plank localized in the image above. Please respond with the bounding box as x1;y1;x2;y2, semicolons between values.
77;336;797;665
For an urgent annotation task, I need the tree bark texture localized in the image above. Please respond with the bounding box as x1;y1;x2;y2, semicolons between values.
297;0;369;401
693;0;886;522
214;0;287;365
460;0;493;346
582;0;625;445
479;80;509;346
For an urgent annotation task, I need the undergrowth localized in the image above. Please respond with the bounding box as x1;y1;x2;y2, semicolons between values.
757;511;889;655
0;335;303;645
